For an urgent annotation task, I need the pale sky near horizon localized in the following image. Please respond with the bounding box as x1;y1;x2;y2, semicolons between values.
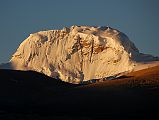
0;0;159;63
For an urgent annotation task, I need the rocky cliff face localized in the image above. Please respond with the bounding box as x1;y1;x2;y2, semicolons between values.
7;26;158;83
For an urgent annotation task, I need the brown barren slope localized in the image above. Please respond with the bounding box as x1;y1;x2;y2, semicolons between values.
0;66;159;119
84;65;159;88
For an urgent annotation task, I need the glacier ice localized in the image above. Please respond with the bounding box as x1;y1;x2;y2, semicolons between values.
1;25;158;83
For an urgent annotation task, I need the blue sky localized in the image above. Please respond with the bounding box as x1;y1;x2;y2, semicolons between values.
0;0;159;63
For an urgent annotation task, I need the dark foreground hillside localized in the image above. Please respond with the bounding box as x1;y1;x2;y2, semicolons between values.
0;66;159;120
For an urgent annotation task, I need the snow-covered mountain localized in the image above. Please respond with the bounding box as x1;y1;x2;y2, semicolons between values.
0;26;158;83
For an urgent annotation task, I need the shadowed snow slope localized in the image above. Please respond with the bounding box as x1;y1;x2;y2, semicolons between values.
1;26;158;83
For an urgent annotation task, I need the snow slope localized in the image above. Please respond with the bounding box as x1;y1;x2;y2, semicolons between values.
1;26;158;83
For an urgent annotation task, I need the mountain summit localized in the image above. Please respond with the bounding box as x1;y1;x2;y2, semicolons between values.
1;26;158;83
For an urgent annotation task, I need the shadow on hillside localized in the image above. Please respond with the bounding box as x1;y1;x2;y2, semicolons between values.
0;69;159;120
0;69;80;109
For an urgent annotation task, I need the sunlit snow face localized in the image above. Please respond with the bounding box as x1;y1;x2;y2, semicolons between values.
4;25;158;84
